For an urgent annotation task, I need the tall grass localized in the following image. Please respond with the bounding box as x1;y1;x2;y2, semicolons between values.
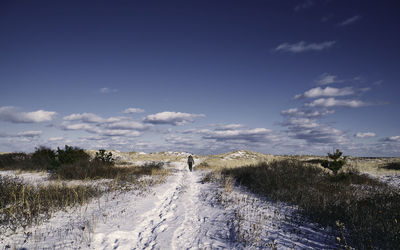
51;159;167;181
221;160;400;249
0;152;35;171
0;175;102;232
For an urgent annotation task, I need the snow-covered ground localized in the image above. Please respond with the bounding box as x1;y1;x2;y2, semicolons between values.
0;170;112;187
1;158;341;249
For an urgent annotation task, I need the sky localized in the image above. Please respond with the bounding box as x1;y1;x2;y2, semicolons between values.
1;0;399;156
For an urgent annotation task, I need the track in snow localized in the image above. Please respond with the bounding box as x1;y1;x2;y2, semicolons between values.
91;161;230;250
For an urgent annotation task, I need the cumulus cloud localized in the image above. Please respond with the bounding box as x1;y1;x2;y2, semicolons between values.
306;98;369;108
283;117;347;144
0;106;57;123
143;111;205;126
17;131;42;137
104;121;152;131
63;113;128;124
275;41;336;53
383;136;400;142
61;122;100;134
355;132;376;138
123;108;145;114
99;87;118;93
0;130;42;138
48;137;64;141
214;124;244;131
295;86;355;99
281;108;334;117
316;73;339;85
165;135;198;147
294;0;313;11
63;113;105;123
102;129;142;137
199;128;273;143
338;15;362;26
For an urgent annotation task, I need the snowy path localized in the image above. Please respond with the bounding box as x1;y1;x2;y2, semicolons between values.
91;161;230;250
1;160;337;249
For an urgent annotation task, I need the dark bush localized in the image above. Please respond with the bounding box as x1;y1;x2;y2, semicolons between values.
0;152;32;170
222;160;400;249
95;149;114;165
57;145;89;166
321;149;347;174
30;145;90;171
51;159;166;181
31;146;57;170
381;162;400;170
52;159;118;180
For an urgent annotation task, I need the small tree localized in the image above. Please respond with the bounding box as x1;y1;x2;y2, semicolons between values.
95;149;114;165
32;146;58;170
321;149;347;174
57;145;89;165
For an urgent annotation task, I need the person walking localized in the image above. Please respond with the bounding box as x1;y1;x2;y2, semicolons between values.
187;155;194;172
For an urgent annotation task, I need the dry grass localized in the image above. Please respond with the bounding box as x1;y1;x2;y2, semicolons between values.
216;160;400;249
85;150;191;164
0;150;173;241
0;175;102;233
197;150;279;171
51;160;169;181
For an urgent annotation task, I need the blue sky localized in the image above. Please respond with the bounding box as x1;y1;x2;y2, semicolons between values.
1;0;399;156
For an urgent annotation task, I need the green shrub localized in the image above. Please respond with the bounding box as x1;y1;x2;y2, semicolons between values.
52;159;166;180
321;149;347;174
95;149;114;165
382;162;400;170
30;145;90;171
31;146;58;170
57;145;89;166
0;152;32;170
222;160;400;249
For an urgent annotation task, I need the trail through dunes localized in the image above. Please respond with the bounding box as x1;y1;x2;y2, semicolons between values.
91;161;231;250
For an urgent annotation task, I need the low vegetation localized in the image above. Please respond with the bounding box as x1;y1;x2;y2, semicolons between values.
0;175;102;233
320;149;347;174
0;146;171;238
52;159;167;181
215;160;400;249
381;161;400;170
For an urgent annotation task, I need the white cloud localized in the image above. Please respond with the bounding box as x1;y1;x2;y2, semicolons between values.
338;15;362;26
63;113;104;123
275;41;336;53
316;73;339;85
102;129;142;137
355;132;376;138
306;98;369;108
385;136;400;142
200;128;273;143
281;108;334;117
63;113;127;124
282;117;347;144
143;111;205;126
0;130;42;138
61;122;100;133
0;106;57;123
104;121;151;131
214;124;244;131
123;108;145;114
295;86;355;99
17;131;42;137
48;137;64;141
100;87;118;93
